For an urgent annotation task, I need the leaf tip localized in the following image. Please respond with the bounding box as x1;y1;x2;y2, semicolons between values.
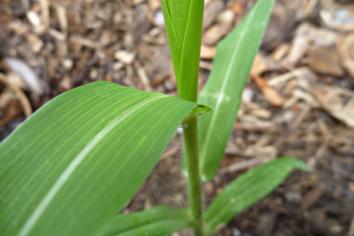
280;156;311;172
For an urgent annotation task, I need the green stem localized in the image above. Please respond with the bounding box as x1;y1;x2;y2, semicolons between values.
184;116;203;236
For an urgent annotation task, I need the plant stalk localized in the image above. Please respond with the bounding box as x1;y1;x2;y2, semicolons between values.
184;116;203;236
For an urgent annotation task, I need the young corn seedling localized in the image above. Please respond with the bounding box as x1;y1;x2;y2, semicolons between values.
0;0;308;236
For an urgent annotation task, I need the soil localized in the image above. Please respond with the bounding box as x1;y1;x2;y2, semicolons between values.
1;0;353;235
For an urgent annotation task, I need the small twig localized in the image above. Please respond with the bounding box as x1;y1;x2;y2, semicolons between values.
268;67;310;86
0;74;32;117
308;120;331;168
39;0;50;29
134;61;152;92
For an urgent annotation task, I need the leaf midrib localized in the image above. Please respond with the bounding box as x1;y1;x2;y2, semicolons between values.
200;9;257;165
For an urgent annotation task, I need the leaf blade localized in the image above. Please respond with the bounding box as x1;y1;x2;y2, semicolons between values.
198;0;276;180
205;157;309;233
99;206;193;236
0;82;196;236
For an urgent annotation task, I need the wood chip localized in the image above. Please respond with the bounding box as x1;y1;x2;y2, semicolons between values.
313;84;354;128
200;45;216;59
301;185;325;210
307;46;344;76
203;22;232;46
203;0;224;30
253;76;285;107
337;34;354;79
115;50;136;64
251;53;283;77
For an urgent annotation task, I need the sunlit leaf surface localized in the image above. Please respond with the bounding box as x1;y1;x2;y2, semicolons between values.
198;0;276;180
0;81;196;236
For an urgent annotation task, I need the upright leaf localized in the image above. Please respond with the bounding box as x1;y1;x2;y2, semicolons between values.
0;82;196;236
99;206;193;236
162;0;204;101
198;0;276;180
205;157;309;234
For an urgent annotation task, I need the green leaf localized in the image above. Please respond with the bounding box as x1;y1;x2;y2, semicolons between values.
205;157;309;233
162;0;204;101
0;82;196;236
198;0;276;180
99;206;194;236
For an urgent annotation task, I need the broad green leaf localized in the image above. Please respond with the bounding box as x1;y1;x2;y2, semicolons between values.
0;82;196;236
205;157;309;234
162;0;204;101
198;0;276;180
99;206;194;236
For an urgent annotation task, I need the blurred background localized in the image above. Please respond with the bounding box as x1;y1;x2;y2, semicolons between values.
0;0;353;235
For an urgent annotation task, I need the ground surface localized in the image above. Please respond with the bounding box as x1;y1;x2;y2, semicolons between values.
0;0;354;235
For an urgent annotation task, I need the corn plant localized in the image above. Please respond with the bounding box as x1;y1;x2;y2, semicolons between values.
0;0;308;236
